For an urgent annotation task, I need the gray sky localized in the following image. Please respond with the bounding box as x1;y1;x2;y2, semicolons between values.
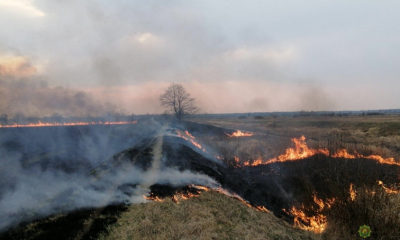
0;0;399;116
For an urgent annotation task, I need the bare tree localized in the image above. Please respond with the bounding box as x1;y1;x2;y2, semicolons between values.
160;83;198;121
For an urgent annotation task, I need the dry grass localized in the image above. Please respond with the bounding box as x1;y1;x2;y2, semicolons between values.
190;115;400;162
322;185;400;240
99;191;318;240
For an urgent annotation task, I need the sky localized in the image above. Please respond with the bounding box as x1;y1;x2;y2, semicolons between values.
0;0;399;117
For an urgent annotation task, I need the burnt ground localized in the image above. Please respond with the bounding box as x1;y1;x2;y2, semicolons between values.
160;134;400;218
1;121;400;239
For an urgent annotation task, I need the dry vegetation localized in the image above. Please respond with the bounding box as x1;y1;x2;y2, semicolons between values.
99;191;317;240
190;115;400;163
323;184;400;240
189;114;400;239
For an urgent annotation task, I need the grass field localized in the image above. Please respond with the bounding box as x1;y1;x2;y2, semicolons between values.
1;114;400;239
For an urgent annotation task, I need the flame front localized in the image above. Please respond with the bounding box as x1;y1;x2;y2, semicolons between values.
176;130;206;152
143;185;269;213
0;121;137;128
242;136;400;167
185;130;195;139
227;130;253;137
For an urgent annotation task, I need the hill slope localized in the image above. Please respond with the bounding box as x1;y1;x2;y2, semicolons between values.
99;190;317;240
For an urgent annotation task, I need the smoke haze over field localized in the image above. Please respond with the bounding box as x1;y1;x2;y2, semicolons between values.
1;0;400;116
0;122;219;231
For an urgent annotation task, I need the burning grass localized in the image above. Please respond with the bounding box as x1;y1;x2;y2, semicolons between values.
184;116;400;237
0;121;137;128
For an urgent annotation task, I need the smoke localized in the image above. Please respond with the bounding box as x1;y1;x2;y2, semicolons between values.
0;121;218;232
0;55;122;117
296;83;336;111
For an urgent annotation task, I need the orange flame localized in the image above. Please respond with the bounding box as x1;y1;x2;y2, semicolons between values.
264;136;329;164
286;193;333;234
229;156;242;168
349;183;357;201
176;130;205;151
176;131;188;140
143;195;164;202
287;206;327;234
227;130;253;137
243;158;262;166
185;130;195;139
190;139;202;149
240;136;400;167
378;181;400;194
143;185;270;216
0;121;137;128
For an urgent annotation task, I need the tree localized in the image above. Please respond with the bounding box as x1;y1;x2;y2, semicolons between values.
160;83;198;121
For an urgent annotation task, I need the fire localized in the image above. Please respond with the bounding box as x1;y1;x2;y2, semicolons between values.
143;194;164;202
264;136;329;165
243;158;262;166
228;157;242;168
192;185;210;191
190;139;203;150
378;181;400;194
227;130;253;137
286;193;333;234
349;183;357;201
0;121;137;128
287;206;327;234
176;130;205;151
143;185;270;214
240;136;400;167
185;130;195;139
176;131;188;140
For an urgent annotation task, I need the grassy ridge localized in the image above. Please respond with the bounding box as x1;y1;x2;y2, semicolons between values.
99;191;317;240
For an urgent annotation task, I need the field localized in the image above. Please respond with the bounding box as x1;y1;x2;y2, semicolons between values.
1;114;400;239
